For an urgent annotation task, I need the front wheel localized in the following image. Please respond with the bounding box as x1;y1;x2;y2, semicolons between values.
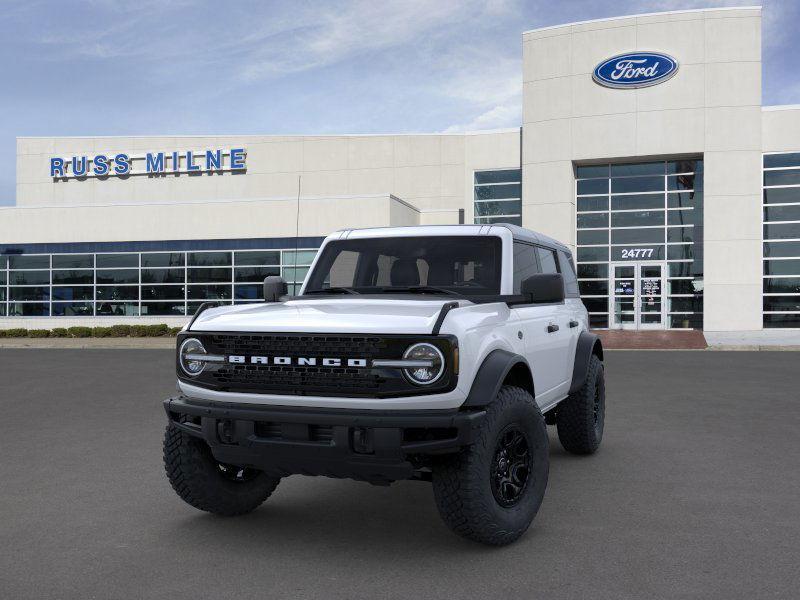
431;386;549;546
163;423;280;516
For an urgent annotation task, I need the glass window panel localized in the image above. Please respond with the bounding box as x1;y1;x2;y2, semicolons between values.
234;284;262;300
234;266;280;282
764;153;800;169
187;267;231;283
577;230;608;245
9;255;49;269
96;254;138;268
667;245;694;261
536;247;559;274
8;302;49;316
475;215;522;225
187;301;228;314
667;174;700;191
96;286;139;301
577;247;609;262
764;223;800;240
611;228;664;244
667;209;698;225
611;162;664;177
589;314;609;328
96;302;139;316
669;297;702;312
513;243;539;294
141;285;185;300
669;314;703;329
576;165;608;178
764;170;800;187
52;270;93;284
763;187;800;204
474;184;521;200
667;227;694;243
668;279;703;295
763;296;800;312
141;253;185;268
0;288;5;301
583;297;609;312
96;269;138;284
234;251;280;266
52;302;94;316
188;251;232;266
577;213;609;228
142;268;185;284
558;251;579;297
474;199;522;217
764;259;800;275
474;169;520;184
579;281;608;295
611;245;665;261
140;302;186;316
9;270;50;285
764;241;800;258
763;277;800;294
611;194;664;210
611;210;664;228
187;284;232;300
0;272;5;286
282;266;310;282
667;160;702;174
611;176;663;194
667;191;702;209
10;287;49;301
577;197;608;212
282;250;318;266
52;254;93;269
577;264;608;279
668;262;695;277
0;255;6;269
52;286;93;301
764;205;800;222
576;179;608;195
0;305;6;316
764;314;800;328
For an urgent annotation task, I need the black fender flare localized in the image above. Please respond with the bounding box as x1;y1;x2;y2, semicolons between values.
568;331;604;395
462;349;533;408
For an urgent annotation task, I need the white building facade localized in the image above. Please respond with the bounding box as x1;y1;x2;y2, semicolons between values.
2;6;799;335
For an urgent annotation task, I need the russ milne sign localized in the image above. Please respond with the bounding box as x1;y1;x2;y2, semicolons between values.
50;148;246;179
593;52;678;89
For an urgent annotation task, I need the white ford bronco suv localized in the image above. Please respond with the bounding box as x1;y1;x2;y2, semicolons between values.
163;224;605;545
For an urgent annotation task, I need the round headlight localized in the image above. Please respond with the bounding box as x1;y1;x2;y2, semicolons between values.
403;343;445;385
179;337;207;377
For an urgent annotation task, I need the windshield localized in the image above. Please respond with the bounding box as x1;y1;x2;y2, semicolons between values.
303;236;502;296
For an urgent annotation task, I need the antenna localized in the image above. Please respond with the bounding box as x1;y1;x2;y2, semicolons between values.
293;175;301;291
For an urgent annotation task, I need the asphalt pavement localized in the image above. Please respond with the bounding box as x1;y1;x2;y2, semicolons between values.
0;349;798;599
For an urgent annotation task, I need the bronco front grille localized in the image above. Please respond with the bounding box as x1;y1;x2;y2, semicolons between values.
178;332;457;398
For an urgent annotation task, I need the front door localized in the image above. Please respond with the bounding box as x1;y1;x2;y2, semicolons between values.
610;262;666;330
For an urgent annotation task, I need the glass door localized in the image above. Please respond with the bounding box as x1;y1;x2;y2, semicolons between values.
610;262;666;330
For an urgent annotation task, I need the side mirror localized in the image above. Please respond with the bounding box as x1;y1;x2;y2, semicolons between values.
521;273;565;304
263;275;288;302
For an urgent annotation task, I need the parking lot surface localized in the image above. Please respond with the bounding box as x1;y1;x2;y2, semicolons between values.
1;349;798;599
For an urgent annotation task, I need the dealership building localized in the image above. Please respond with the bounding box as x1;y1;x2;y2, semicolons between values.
2;6;799;338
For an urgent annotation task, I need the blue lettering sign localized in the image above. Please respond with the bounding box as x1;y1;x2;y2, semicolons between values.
113;153;130;175
593;52;678;89
171;151;180;172
186;150;200;172
146;152;165;173
93;154;109;176
50;158;65;177
72;156;88;177
230;148;246;170
206;149;221;170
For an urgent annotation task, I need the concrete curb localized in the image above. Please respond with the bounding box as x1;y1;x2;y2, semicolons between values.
0;338;176;349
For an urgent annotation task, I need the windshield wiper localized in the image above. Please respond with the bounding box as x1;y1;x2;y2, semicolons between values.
304;287;360;295
378;286;461;297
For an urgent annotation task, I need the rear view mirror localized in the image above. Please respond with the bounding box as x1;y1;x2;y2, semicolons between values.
521;273;565;304
263;276;288;302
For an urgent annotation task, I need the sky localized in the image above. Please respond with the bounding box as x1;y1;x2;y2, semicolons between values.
1;0;798;206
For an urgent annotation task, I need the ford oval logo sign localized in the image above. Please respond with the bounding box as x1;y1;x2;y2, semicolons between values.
593;52;679;89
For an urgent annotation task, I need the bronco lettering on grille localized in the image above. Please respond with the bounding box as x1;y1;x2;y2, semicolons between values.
227;355;369;367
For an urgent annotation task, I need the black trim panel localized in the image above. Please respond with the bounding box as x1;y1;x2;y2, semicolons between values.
568;331;603;394
462;349;532;407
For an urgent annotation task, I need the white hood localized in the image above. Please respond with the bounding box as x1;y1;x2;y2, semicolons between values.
188;298;463;334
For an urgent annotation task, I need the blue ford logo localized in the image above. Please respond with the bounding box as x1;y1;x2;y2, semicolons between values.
593;52;678;89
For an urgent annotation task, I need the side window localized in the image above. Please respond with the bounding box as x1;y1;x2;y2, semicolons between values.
513;242;540;293
558;250;579;297
536;247;559;274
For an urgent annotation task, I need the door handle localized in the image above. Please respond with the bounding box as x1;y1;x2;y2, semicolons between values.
569;320;579;328
547;323;559;333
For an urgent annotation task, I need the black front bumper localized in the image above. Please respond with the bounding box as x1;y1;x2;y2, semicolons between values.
163;396;486;484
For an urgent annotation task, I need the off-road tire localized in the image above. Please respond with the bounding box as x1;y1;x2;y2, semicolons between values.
163;423;280;516
556;354;605;455
431;386;549;546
